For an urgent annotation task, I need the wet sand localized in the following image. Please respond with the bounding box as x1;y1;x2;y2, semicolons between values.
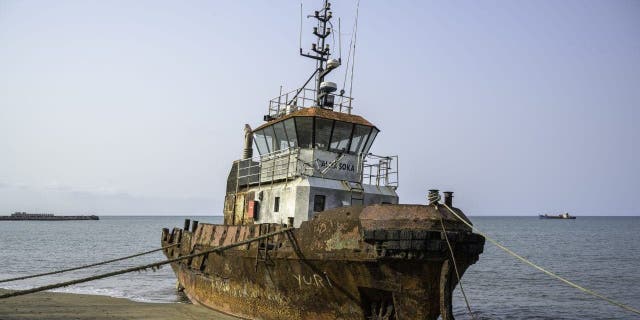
0;289;237;320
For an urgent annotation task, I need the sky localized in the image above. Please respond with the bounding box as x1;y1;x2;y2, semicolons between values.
0;0;638;215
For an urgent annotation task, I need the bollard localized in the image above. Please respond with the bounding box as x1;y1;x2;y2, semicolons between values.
184;219;191;231
428;189;440;205
192;220;199;232
443;191;454;207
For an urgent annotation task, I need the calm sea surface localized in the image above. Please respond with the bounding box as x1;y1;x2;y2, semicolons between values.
0;216;638;319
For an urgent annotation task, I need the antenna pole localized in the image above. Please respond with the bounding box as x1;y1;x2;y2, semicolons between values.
348;0;360;105
338;17;342;61
299;2;303;51
299;0;334;105
315;0;330;103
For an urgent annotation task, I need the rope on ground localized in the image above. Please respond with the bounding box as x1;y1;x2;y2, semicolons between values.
0;227;293;300
0;244;179;284
439;210;477;320
442;203;640;316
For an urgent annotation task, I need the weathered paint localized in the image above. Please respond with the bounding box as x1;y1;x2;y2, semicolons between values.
162;204;484;319
224;177;398;228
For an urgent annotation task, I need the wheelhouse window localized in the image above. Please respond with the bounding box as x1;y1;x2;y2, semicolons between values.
349;125;372;154
253;121;296;155
329;121;353;152
283;119;298;148
274;197;280;212
314;118;333;150
295;117;313;148
272;121;289;151
254;130;269;155
263;126;276;153
253;116;378;156
313;195;326;212
361;128;379;155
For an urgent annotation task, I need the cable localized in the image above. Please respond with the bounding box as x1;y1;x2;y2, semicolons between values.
341;2;357;94
347;0;360;100
441;203;640;316
0;243;178;284
0;228;293;300
439;209;477;320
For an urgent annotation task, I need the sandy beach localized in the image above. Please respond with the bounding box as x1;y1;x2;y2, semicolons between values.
0;289;237;320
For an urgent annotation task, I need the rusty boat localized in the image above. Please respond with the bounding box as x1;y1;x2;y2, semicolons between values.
161;2;484;319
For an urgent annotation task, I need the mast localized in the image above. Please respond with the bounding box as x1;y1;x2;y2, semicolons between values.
300;0;340;107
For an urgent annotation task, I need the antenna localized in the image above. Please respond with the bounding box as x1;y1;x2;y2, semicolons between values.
299;0;340;106
348;0;360;104
288;0;342;109
338;18;342;61
299;2;303;51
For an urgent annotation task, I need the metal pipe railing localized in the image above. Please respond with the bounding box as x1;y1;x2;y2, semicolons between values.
362;154;399;189
236;150;398;189
268;88;353;118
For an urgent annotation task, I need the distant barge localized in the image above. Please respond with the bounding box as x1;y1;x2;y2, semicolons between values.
0;212;99;221
539;213;576;220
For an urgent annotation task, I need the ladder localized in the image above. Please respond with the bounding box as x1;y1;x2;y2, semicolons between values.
255;224;274;270
343;181;364;205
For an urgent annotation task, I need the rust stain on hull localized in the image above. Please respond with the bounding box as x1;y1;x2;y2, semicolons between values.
161;205;484;319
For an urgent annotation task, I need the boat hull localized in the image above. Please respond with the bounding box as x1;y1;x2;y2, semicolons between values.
161;205;484;319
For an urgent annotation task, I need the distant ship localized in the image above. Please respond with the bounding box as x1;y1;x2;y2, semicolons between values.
0;212;99;221
539;213;576;220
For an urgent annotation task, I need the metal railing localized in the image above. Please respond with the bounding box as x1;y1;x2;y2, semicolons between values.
267;87;354;119
236;148;305;190
235;149;399;190
362;154;399;189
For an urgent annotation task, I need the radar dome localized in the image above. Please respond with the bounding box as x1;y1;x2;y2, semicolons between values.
327;59;340;69
319;81;337;93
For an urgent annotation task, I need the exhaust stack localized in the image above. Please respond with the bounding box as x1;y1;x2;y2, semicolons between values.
242;124;253;160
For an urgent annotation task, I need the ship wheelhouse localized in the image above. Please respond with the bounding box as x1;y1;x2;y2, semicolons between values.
252;107;379;156
222;0;398;227
224;103;398;228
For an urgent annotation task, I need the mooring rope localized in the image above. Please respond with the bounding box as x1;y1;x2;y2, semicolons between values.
441;203;640;316
0;227;293;300
430;190;477;320
439;212;477;320
0;244;179;284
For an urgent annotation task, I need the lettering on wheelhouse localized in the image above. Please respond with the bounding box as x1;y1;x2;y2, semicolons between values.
314;159;356;172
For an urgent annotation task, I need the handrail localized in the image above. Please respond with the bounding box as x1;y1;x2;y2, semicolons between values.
268;87;353;118
362;154;399;189
236;149;399;189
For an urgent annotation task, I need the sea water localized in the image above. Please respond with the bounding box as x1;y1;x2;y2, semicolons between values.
0;216;638;319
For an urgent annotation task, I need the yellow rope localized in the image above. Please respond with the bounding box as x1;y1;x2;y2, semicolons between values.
442;203;640;316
